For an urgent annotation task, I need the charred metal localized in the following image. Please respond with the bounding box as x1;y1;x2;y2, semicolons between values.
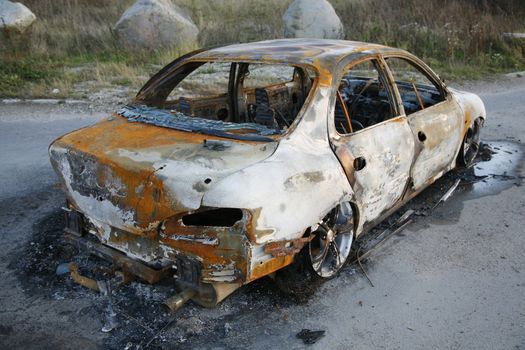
49;39;486;309
264;236;314;257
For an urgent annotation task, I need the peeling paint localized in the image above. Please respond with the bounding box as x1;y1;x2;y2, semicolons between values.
49;39;486;307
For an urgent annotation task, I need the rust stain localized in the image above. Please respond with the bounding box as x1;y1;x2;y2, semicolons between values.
245;207;274;241
249;255;294;282
49;38;486;309
264;236;313;257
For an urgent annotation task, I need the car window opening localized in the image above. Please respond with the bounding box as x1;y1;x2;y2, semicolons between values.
334;59;395;134
128;61;316;140
384;57;445;115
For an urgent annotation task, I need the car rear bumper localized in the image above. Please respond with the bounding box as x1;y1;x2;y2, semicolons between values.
61;202;306;307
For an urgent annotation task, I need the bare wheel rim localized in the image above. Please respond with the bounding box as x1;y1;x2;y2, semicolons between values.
463;120;481;166
308;223;353;278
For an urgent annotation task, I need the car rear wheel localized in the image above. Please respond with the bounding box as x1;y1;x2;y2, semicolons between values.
274;204;354;300
458;118;482;168
308;220;353;278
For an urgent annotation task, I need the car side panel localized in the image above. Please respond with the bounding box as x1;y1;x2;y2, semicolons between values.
331;117;416;232
202;86;354;276
406;99;463;189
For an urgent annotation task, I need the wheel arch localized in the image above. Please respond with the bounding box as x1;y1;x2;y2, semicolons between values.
349;201;360;238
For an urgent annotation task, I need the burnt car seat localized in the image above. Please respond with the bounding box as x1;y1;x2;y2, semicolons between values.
254;88;279;128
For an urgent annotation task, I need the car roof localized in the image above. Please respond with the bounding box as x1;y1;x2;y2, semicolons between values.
193;39;400;72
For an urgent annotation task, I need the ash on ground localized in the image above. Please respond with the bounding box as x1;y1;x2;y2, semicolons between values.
9;141;522;349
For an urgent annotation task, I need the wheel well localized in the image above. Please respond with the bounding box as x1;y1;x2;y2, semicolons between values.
349;202;359;238
303;201;360;239
477;116;485;126
466;116;483;133
469;116;484;136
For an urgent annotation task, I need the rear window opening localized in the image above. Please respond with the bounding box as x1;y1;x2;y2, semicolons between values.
128;60;317;140
181;208;243;227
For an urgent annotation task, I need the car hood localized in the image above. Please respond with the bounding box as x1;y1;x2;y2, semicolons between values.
49;114;278;233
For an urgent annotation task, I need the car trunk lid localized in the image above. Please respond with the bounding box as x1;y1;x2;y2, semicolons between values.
49;114;278;234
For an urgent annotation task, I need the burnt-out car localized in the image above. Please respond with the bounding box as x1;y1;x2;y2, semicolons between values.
49;39;485;309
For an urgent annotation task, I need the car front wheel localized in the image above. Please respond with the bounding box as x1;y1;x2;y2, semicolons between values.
458;118;483;167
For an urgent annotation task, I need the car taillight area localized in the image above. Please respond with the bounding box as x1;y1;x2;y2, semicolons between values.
181;208;244;227
63;203;253;281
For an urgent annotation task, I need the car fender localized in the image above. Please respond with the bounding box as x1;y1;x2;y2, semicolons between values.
449;88;487;128
448;88;487;166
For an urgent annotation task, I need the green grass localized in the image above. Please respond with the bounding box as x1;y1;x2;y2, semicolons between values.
0;0;524;98
0;46;198;98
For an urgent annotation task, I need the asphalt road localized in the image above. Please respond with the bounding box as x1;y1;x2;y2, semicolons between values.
0;76;524;349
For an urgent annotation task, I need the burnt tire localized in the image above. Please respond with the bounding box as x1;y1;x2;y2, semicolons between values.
457;118;482;168
274;247;325;303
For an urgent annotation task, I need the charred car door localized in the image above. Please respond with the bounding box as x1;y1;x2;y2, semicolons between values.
329;58;416;228
383;55;463;189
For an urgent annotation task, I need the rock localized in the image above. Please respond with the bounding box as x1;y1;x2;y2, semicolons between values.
283;0;344;40
503;32;525;40
114;0;199;51
0;0;36;33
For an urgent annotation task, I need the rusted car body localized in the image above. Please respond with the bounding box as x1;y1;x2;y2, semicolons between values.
49;39;485;308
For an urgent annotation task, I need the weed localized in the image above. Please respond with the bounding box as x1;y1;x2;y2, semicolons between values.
0;0;524;98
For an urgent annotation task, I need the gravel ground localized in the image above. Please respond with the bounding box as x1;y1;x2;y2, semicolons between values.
0;75;524;350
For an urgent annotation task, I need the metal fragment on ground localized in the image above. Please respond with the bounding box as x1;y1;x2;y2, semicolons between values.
296;329;326;344
433;179;461;209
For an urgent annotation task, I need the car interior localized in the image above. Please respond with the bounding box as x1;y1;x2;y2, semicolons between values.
385;57;445;116
334;60;395;134
140;58;445;136
334;58;446;134
155;61;315;133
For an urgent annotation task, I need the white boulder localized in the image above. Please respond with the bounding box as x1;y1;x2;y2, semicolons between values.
0;0;36;33
283;0;344;40
114;0;199;50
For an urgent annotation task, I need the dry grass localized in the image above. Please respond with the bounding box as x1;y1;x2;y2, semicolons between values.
334;0;525;64
11;0;132;56
0;0;524;98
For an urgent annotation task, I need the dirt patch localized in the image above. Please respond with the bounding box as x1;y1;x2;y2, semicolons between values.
8;211;297;349
9;210;78;296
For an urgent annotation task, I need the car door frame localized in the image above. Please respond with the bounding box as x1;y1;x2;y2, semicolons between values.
328;54;417;236
381;52;464;191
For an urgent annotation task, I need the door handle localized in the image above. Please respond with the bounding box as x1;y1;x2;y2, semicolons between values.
418;131;427;142
354;157;366;171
